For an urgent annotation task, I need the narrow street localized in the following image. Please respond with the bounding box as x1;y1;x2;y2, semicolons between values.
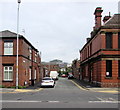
1;78;119;108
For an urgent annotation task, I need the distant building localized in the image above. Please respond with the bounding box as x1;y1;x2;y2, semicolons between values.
41;59;68;76
72;59;80;80
41;62;60;77
80;7;120;87
67;63;72;68
50;59;63;64
0;30;41;87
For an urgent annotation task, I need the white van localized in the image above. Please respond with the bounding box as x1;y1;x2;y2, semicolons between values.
50;71;59;80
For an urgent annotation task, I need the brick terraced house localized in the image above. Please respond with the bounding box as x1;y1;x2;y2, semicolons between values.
80;7;120;87
0;30;41;87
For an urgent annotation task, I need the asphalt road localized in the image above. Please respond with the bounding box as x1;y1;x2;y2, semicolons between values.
1;77;119;109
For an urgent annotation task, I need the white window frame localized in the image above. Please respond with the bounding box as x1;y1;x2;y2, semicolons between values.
29;68;31;80
35;53;37;62
4;42;13;55
29;48;32;60
34;69;37;80
4;66;13;81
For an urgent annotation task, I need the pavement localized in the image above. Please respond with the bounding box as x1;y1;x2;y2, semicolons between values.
72;78;119;94
0;82;43;93
0;78;119;94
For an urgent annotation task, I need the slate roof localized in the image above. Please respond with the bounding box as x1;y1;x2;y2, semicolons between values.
102;14;120;29
0;30;22;37
0;30;38;52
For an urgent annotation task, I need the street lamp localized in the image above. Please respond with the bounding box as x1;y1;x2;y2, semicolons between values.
16;0;21;89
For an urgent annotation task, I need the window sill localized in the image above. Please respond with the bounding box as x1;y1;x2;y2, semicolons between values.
105;77;113;79
3;54;13;56
3;80;13;82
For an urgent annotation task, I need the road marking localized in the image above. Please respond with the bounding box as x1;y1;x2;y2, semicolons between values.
15;88;43;92
1;100;60;103
48;101;60;103
0;100;42;103
88;101;120;103
96;91;118;93
70;80;87;91
90;97;120;103
96;97;105;101
0;92;17;94
108;98;116;101
0;88;43;94
2;100;119;104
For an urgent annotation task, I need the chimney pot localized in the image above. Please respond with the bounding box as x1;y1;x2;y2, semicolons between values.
103;13;111;23
86;38;91;42
94;7;103;30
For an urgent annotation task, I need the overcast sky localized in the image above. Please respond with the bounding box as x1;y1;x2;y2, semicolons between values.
0;0;119;63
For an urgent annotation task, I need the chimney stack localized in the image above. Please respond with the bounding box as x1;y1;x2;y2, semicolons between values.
94;7;103;30
103;12;111;23
86;38;91;42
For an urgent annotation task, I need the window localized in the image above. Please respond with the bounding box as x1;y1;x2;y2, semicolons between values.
106;32;112;49
29;68;31;80
4;66;13;81
88;46;89;57
35;53;37;62
34;69;36;80
4;42;13;55
29;48;32;60
118;32;120;49
118;60;120;77
106;60;112;77
90;43;92;55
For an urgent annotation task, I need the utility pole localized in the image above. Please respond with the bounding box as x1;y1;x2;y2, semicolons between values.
16;0;21;89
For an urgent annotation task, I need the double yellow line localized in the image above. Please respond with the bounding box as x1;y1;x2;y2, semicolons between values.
70;80;119;94
0;88;44;94
70;80;88;91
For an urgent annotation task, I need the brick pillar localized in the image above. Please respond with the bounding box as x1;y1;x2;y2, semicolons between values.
101;33;106;49
112;60;118;79
112;33;118;49
0;39;2;85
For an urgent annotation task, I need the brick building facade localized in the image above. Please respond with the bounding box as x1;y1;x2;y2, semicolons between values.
80;7;120;87
0;30;41;87
72;59;80;80
42;62;60;77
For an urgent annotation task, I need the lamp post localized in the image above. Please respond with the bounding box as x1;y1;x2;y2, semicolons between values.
16;0;21;89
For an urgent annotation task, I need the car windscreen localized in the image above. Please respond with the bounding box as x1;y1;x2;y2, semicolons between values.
43;78;52;80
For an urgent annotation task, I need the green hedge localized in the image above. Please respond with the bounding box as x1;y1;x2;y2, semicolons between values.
0;85;5;88
0;85;26;89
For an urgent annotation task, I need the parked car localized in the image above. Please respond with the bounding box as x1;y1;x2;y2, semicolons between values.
61;74;68;77
68;74;74;79
40;77;55;88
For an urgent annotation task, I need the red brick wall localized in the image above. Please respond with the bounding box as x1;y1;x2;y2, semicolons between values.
0;39;2;85
80;33;102;62
80;31;120;87
1;37;41;87
101;60;119;87
2;56;16;87
72;60;80;80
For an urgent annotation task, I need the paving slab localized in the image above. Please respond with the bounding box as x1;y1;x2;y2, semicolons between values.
72;79;119;94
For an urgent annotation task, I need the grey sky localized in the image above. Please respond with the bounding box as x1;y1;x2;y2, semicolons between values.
0;0;119;63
